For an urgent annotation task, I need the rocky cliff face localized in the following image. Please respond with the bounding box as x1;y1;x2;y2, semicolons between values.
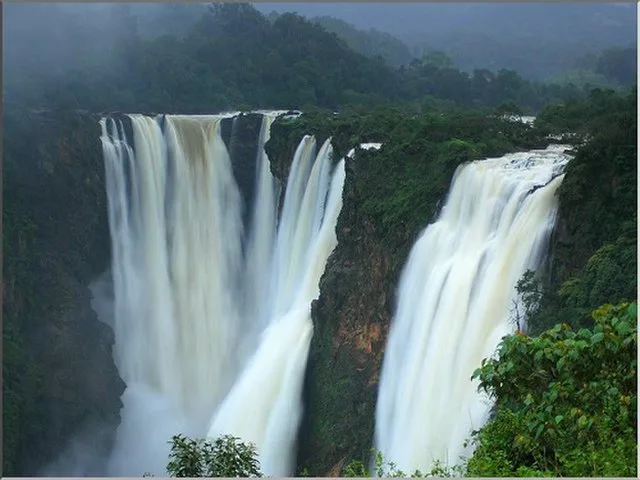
221;113;264;227
297;156;407;475
526;105;637;335
3;108;125;474
265;113;557;475
266;129;425;475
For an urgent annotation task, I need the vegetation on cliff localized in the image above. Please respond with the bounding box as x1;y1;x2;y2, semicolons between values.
266;88;635;475
526;87;637;335
467;302;637;477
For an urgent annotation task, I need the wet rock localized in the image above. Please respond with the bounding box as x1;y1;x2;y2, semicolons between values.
4;108;124;474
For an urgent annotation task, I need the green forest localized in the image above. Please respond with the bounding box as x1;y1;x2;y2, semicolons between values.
6;3;630;115
3;2;637;478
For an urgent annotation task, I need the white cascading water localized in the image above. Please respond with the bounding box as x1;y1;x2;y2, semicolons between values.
374;144;571;473
207;139;345;475
99;112;345;476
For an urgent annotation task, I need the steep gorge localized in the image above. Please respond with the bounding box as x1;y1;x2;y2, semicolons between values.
3;109;289;475
4;98;635;476
99;111;348;476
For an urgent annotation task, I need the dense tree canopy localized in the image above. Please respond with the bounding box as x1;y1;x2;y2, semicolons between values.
468;302;637;477
310;15;413;67
526;88;637;333
5;3;600;115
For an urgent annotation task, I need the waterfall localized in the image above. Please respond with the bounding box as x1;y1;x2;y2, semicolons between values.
207;147;345;475
374;144;571;473
99;112;345;476
238;114;281;356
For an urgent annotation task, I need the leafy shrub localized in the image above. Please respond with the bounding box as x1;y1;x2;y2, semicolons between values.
468;302;637;477
166;434;262;477
342;450;465;478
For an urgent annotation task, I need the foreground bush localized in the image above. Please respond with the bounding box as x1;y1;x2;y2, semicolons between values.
166;434;262;477
468;302;637;477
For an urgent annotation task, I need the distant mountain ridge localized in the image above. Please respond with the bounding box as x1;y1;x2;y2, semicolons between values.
310;16;413;67
256;3;637;80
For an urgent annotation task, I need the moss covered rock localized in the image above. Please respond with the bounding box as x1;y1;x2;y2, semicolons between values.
265;108;548;474
3;107;125;474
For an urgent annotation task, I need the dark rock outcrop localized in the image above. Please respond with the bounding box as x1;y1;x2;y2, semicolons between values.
3;108;125;474
296;154;406;474
223;113;264;229
265;126;415;475
266;112;551;475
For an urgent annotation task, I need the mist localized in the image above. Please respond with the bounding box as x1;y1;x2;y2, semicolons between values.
255;2;636;46
5;1;636;104
256;3;636;80
4;2;636;105
38;420;114;476
3;3;207;108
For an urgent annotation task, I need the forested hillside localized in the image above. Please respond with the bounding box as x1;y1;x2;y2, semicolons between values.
258;2;637;83
309;16;413;67
6;3;586;114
